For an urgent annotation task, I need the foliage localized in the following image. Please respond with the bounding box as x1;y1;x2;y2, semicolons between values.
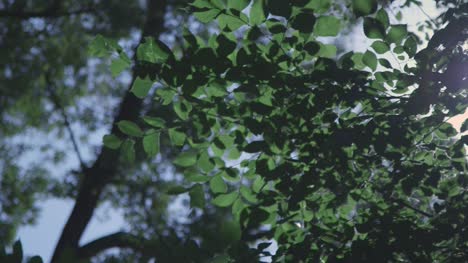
0;0;467;262
97;0;468;261
0;240;43;263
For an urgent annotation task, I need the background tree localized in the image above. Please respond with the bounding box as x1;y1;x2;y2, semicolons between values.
0;0;467;262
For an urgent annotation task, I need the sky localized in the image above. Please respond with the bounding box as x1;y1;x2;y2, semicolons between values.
14;0;467;262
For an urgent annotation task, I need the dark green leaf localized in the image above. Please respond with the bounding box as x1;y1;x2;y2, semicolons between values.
103;134;122;150
189;184;205;208
352;0;377;17
363;50;377;71
117;120;144;137
363;17;386;39
371;41;390;54
266;0;292;18
291;11;316;33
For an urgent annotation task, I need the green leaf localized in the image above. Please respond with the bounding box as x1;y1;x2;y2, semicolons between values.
291;11;316;33
189;184;205;208
12;240;23;263
379;58;392;68
117;120;144;137
386;25;407;44
352;0;377;17
317;43;337;58
136;37;171;63
306;0;330;13
460;119;468;133
156;88;176;105
88;35;120;57
250;0;267;25
103;134;122;149
252;176;265;193
363;18;385;39
194;9;221;23
198;151;215;173
121;139;135;163
363;50;377;71
173;100;192;120
314;16;341;36
404;35;417;57
167;186;189;195
228;0;249;11
173;152;198;167
218;13;246;32
131;77;153;99
28;256;44;263
371;41;390;54
212;191;238;207
210;175;228;193
375;8;390;29
191;0;215;9
168;128;186;146
142;116;165;128
143;132;160;157
110;55;131;77
240;186;257;203
267;0;292;18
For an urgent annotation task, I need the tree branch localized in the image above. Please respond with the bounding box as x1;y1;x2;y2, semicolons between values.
50;1;168;262
0;7;95;19
77;232;147;259
45;74;86;171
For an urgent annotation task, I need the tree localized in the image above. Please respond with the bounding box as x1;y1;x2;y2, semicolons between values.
1;0;467;262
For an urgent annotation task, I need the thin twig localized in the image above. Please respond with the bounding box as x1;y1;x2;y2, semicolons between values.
45;74;87;170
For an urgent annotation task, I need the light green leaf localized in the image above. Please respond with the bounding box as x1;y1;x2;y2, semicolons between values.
110;55;130;77
194;9;221;23
117;120;144;137
240;185;257;203
212;191;238;207
317;43;337;58
210;175;228;193
143;132;160;157
168;128;186;146
314;16;341;37
228;0;249;11
173;152;198;167
136;37;170;63
156;88;176;105
131;77;153;99
250;0;267;25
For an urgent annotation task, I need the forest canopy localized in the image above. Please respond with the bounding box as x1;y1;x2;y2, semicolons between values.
0;0;467;262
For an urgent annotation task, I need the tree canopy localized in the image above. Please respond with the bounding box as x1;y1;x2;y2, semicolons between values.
1;0;467;262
